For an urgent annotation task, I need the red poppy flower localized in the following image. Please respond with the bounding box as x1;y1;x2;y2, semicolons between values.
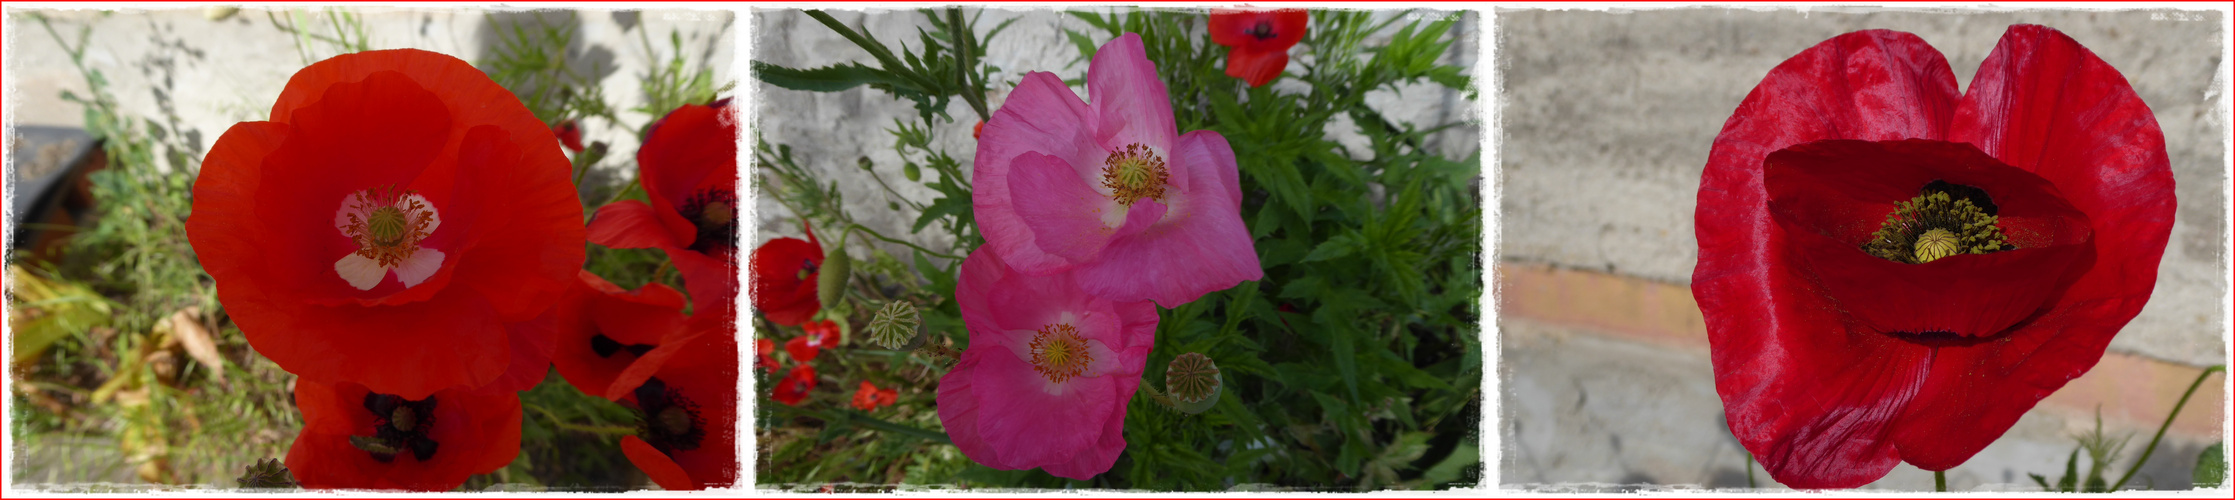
747;224;824;326
1208;8;1308;87
756;338;782;374
771;363;817;406
784;319;841;363
1694;26;2174;488
554;270;688;399
851;381;899;411
285;379;522;491
610;320;740;490
585;102;740;316
187;49;586;400
554;119;584;153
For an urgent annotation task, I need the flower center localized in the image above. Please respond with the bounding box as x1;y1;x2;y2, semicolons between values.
681;188;739;255
350;392;439;463
1862;181;2008;264
333;185;444;290
796;258;818;281
1028;323;1093;384
1248;21;1277;40
633;377;705;454
1101;143;1169;206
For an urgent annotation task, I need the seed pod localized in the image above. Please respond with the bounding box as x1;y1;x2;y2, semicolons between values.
1166;352;1222;414
903;162;921;182
867;301;923;349
817;245;852;309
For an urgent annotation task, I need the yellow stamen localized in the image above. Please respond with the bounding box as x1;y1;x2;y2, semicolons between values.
1028;323;1093;384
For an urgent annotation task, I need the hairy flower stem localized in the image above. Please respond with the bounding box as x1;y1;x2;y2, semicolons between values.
2111;364;2227;490
1935;470;1946;492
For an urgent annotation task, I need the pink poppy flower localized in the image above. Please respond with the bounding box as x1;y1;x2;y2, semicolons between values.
936;247;1156;480
973;33;1262;307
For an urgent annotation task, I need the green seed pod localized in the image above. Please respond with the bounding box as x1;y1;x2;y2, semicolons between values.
1166;352;1222;414
903;162;921;182
867;301;923;349
817;245;852;310
235;458;298;489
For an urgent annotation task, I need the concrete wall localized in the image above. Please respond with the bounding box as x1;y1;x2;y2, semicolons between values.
1497;7;2229;491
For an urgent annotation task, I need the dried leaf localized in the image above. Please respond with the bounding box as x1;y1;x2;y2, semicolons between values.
161;306;226;383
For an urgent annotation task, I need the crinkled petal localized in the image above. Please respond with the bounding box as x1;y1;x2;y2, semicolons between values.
1087;33;1179;159
589;201;683;250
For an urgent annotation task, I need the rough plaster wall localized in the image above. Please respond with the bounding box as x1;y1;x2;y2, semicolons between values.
750;8;1479;260
1496;8;2230;367
4;7;736;186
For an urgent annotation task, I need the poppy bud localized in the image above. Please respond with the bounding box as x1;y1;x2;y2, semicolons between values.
902;162;921;182
817;243;852;310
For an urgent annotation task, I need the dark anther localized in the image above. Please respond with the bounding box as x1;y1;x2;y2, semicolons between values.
592;334;658;358
1922;180;1997;216
631;377;706;454
354;392;441;463
1249;21;1277;40
680;189;740;255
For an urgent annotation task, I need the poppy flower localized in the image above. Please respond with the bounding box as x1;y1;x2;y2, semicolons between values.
284;379;522;491
553;270;687;399
770;363;817;406
784;319;842;363
554;119;584;153
756;338;782;374
1693;25;2174;488
586;101;740;316
1208;8;1309;87
187;49;586;400
936;247;1157;480
611;320;741;490
747;224;824;326
974;33;1263;308
851;381;899;411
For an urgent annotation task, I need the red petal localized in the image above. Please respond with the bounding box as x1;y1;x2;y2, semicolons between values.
1208;10;1308;52
622;436;695;490
748;237;822;326
1696;29;1961;488
554;271;688;398
286;380;521;491
1224;49;1289;88
1901;23;2179;471
271;50;568;197
638;103;737;248
1763;139;2094;340
667;246;739;321
447;124;588;323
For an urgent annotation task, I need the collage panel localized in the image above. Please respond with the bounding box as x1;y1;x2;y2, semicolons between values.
749;6;1485;491
1497;6;2228;492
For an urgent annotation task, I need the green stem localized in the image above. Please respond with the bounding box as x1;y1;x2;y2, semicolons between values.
2110;364;2227;491
769;404;951;445
943;7;990;123
846;223;962;260
803;10;942;93
1935;470;1946;492
1745;451;1756;489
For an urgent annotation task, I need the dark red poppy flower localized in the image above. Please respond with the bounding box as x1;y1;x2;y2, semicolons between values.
554;119;584;153
771;363;817;406
783;319;841;363
187;49;586;400
747;224;824;326
610;320;740;490
1208;8;1308;87
756;338;781;374
585;102;740;316
554;270;687;399
851;381;899;411
1694;26;2174;488
285;379;522;491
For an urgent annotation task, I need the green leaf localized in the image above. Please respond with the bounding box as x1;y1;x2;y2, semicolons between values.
911;195;968;233
1302;231;1365;263
2196;442;2227;488
2058;448;2079;492
1315;307;1362;403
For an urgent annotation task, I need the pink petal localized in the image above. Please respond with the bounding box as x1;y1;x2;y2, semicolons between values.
1011;152;1125;266
935;354;1014;469
1042;375;1134;480
1088;33;1179;157
967;348;1118;470
1075;134;1263;308
975;73;1102;276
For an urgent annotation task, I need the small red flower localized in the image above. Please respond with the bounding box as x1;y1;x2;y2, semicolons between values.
747;224;824;326
973;120;984;140
586;102;740;317
553;119;584;153
187;49;585;399
611;321;740;490
284;379;522;491
757;338;782;374
850;381;899;411
1208;8;1309;87
1695;26;2175;488
554;270;687;399
771;363;817;406
784;319;842;363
